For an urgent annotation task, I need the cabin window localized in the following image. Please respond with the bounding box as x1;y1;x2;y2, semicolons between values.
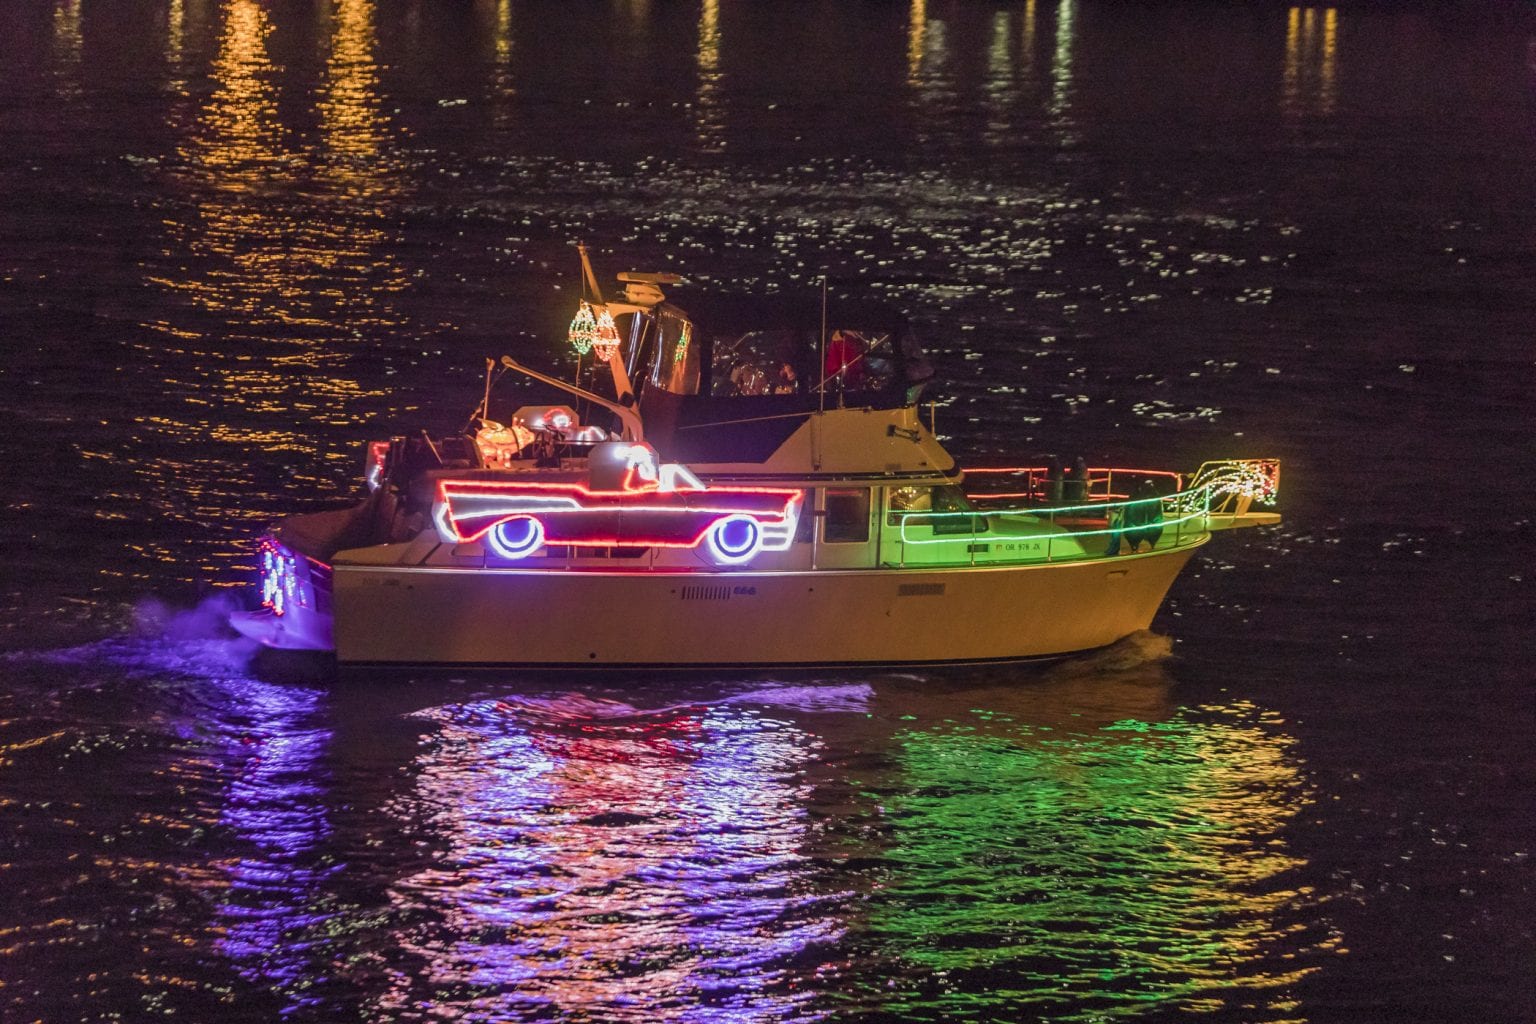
887;485;986;535
822;330;897;394
887;485;932;519
795;492;817;543
824;488;870;543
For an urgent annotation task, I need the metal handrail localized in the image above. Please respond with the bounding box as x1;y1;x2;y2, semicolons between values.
886;488;1207;568
885;459;1278;568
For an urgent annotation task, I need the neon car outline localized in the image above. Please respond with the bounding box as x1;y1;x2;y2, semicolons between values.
434;475;804;565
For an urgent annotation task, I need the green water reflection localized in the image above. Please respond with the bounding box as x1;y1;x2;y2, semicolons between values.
837;662;1330;1021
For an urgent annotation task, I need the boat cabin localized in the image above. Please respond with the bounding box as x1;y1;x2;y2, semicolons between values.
602;289;935;461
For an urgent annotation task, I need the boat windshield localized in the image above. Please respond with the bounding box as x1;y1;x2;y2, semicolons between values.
710;330;807;397
646;305;701;395
632;295;935;443
703;326;930;402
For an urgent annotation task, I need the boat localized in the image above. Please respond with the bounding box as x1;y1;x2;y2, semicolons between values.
230;249;1281;668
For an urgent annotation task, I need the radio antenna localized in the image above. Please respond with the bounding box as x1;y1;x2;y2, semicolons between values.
818;276;828;415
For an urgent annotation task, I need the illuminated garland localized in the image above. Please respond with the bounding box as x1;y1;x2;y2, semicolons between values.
1210;459;1279;502
1172;459;1280;515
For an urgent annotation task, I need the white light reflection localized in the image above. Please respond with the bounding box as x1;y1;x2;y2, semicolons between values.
1049;0;1075;121
51;0;82;98
988;11;1011;83
164;0;213;94
167;0;185;70
983;10;1015;141
696;0;724;152
377;696;838;1021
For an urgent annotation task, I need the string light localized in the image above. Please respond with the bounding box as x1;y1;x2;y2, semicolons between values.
1172;459;1280;515
592;307;621;362
674;323;691;366
258;539;304;616
568;300;597;355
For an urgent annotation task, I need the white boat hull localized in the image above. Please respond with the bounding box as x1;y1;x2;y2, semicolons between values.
330;539;1204;667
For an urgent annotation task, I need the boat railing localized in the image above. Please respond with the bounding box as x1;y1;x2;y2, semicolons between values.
962;464;1186;507
882;459;1279;568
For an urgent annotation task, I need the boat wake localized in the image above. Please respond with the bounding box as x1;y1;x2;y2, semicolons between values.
4;595;260;682
1041;630;1174;681
721;682;874;714
417;681;875;732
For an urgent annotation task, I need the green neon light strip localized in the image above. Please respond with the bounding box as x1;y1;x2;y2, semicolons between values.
978;493;1173;519
894;487;1213;547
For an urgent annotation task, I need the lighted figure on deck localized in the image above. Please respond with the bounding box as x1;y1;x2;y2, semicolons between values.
434;442;802;566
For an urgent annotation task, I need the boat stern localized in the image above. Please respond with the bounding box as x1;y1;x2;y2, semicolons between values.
230;537;335;651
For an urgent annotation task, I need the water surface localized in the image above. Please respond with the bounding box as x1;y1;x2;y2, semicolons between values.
1;1;1533;1020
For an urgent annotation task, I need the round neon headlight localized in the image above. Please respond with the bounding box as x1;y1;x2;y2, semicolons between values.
488;516;544;560
706;515;762;565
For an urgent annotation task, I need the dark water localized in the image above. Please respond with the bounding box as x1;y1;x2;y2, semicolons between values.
2;1;1534;1020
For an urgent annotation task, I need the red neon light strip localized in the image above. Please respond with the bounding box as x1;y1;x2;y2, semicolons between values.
971;491;1135;501
963;466;1184;480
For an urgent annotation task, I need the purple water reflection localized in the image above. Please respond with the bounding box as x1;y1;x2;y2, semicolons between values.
376;693;849;1022
212;677;336;1013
